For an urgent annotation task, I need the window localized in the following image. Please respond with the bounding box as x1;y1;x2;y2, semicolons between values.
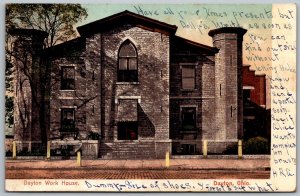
118;40;138;82
181;107;196;130
61;67;75;90
61;108;75;132
243;89;251;101
174;143;196;155
117;121;138;140
181;144;196;154
117;99;138;140
182;66;195;89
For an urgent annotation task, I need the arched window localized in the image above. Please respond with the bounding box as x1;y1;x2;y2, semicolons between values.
118;40;138;82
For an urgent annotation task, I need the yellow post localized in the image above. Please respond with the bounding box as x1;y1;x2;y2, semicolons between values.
12;141;16;159
46;141;51;160
77;151;81;167
238;140;243;159
165;151;170;168
203;140;207;158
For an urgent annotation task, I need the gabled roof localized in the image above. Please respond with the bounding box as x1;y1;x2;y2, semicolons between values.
44;37;85;57
9;28;48;38
77;10;178;37
173;36;219;54
76;10;218;54
243;64;266;77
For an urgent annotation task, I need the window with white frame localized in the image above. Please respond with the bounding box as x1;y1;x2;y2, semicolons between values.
181;65;195;89
118;40;138;82
61;66;75;90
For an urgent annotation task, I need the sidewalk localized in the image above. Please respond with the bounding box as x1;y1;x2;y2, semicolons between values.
6;158;270;171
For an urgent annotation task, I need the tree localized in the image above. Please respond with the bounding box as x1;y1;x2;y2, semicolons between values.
5;57;14;129
6;4;88;47
5;5;16;131
5;95;14;128
6;4;88;146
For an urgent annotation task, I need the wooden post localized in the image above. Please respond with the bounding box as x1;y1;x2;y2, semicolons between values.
46;141;51;160
77;151;81;167
12;141;16;159
238;140;242;159
203;140;207;158
165;151;170;168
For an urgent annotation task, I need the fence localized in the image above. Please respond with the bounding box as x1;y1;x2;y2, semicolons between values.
7;139;244;159
6;139;271;168
6;141;46;157
6;140;98;161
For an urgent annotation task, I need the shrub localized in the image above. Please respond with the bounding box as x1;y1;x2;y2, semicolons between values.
223;136;270;155
222;143;238;155
88;132;100;140
6;150;12;157
16;149;45;156
243;136;270;154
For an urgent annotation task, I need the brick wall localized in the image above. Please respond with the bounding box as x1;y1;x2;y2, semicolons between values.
100;24;170;158
49;36;102;138
243;65;266;106
209;28;247;144
84;34;102;137
169;39;216;153
201;57;216;140
12;25;247;158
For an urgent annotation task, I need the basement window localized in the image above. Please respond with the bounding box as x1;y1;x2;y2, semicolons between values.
182;144;196;154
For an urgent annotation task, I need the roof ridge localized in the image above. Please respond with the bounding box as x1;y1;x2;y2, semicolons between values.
174;35;219;53
77;10;177;36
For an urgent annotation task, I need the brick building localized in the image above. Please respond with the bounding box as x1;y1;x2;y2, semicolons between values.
242;65;270;140
10;11;247;159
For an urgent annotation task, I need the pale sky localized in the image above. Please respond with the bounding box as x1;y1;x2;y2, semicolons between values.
77;4;273;76
75;4;282;110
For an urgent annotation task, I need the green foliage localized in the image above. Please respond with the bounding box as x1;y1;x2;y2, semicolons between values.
223;136;270;155
243;136;270;154
5;57;14;93
6;4;88;47
5;57;14;129
6;150;12;157
5;3;88;134
5;95;14;128
61;124;76;132
88;132;100;140
16;149;45;156
222;143;238;155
